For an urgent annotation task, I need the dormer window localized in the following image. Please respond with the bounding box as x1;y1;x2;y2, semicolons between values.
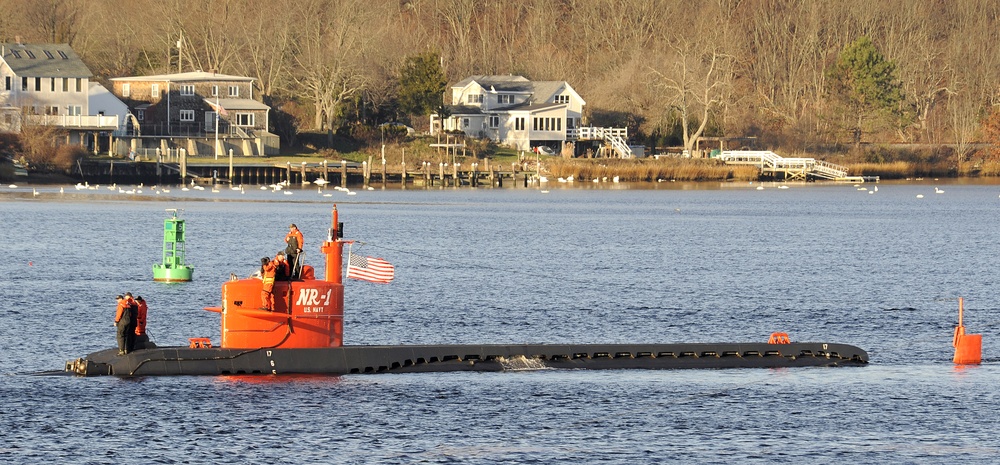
497;94;514;104
554;95;569;104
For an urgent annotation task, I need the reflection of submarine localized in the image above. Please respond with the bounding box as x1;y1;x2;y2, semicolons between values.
66;207;868;377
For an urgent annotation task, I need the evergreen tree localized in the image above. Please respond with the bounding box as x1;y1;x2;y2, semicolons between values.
826;36;905;144
398;52;447;117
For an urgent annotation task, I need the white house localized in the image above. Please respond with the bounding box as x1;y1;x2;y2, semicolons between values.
88;82;128;130
0;41;121;153
430;75;586;153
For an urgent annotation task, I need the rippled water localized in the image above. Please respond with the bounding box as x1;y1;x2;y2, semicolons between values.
3;181;1000;463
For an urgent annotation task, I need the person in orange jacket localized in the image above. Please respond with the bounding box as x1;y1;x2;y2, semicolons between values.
113;295;133;355
285;224;304;278
260;257;277;311
134;296;149;348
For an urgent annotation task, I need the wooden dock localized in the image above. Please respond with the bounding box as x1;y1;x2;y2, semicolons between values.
79;158;546;188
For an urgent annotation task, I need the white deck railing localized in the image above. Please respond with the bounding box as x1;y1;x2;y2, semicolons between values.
25;114;119;129
719;150;848;179
569;126;632;157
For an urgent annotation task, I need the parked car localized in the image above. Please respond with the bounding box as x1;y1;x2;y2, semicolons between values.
534;145;555;155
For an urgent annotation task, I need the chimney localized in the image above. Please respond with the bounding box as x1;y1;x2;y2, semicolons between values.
15;36;21;45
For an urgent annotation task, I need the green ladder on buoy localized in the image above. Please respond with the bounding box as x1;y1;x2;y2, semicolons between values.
153;208;194;282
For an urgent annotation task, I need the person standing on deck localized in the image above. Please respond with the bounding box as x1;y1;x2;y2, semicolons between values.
123;292;138;353
260;257;277;311
134;296;149;349
284;224;303;278
114;295;132;355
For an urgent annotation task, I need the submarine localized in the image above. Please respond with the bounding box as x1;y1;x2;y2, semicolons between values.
65;206;868;377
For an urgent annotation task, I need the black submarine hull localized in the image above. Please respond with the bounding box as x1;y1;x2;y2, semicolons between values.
66;342;868;377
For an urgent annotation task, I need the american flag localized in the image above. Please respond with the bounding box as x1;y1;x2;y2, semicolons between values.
346;253;395;283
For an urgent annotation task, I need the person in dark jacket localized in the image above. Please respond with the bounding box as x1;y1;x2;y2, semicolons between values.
123;292;138;353
284;224;303;278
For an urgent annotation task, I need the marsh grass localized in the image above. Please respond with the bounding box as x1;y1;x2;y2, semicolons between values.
544;158;759;182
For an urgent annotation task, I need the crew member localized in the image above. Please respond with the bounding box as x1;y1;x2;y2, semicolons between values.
134;296;148;349
123;292;139;353
285;224;303;278
260;257;277;311
114;295;132;355
274;252;290;280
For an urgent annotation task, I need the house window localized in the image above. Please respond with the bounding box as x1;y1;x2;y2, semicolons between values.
151;84;159;98
122;83;131;97
554;95;569;104
4;76;9;91
466;94;483;104
57;50;68;59
44;50;53;59
515;117;524;131
136;109;145;121
50;78;55;92
76;78;81;92
497;94;513;104
179;110;195;121
462;118;470;128
488;115;499;128
566;117;575;129
229;86;239;97
235;113;255;126
21;77;27;91
46;106;58;115
70;105;81;116
212;85;218;97
180;85;195;96
34;77;41;91
62;78;68;92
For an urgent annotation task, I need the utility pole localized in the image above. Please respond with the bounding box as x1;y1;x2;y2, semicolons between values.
176;32;183;73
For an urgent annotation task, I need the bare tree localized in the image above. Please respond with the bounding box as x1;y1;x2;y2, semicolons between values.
291;0;382;133
230;0;296;98
648;10;734;153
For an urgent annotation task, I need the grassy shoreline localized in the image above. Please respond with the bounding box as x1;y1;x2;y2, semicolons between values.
7;148;999;184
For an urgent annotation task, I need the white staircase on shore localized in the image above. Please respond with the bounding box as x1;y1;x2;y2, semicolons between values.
719;150;849;180
571;127;633;158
